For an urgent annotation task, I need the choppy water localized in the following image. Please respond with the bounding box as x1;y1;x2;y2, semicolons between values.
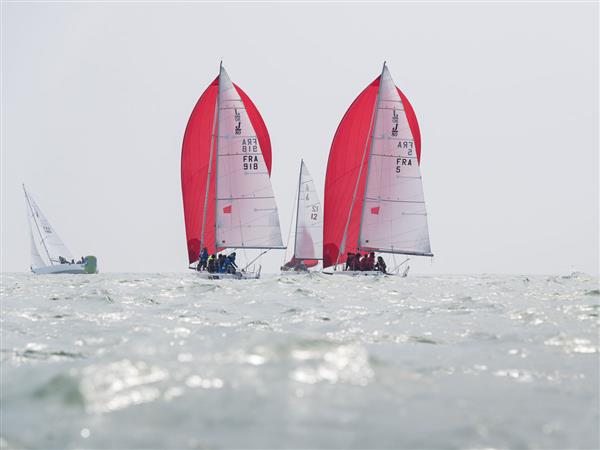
1;272;599;449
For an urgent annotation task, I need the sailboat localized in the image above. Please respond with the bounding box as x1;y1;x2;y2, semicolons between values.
181;63;285;280
322;62;433;276
23;185;98;274
281;160;323;273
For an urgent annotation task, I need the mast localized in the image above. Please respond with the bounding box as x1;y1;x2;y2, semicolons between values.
335;61;386;268
292;159;303;259
199;62;222;257
213;61;223;253
357;61;387;252
22;184;53;265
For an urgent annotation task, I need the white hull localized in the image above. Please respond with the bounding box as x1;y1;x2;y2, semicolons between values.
32;263;87;275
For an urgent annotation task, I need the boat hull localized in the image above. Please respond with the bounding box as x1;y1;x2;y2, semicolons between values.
31;256;98;275
280;267;310;275
32;264;87;275
194;269;260;280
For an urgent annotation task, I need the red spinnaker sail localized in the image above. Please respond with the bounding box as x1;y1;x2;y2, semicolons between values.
322;75;421;268
181;75;272;263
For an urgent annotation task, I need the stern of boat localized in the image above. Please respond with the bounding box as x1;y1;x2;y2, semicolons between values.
84;256;98;274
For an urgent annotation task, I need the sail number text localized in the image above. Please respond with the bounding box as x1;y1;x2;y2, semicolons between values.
241;138;260;171
241;138;258;153
310;205;319;221
395;140;414;173
243;155;259;171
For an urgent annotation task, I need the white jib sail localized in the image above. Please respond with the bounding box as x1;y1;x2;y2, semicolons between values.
27;212;46;269
23;186;74;267
293;160;323;260
358;65;432;255
215;66;284;249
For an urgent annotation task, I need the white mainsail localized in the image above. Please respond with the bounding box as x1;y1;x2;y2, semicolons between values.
23;185;74;268
215;66;284;249
358;65;432;256
293;160;323;260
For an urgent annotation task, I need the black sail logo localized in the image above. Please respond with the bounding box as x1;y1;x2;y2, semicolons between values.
234;108;241;135
392;109;399;123
391;123;398;137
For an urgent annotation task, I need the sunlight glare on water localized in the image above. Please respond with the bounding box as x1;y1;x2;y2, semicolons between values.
1;272;598;449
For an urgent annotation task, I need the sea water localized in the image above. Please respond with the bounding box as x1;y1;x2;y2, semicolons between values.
1;272;598;449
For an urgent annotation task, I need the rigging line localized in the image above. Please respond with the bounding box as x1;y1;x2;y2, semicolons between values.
213;61;224;254
292;160;303;262
199;82;220;258
390;258;410;274
283;164;300;266
236;213;248;265
242;250;269;272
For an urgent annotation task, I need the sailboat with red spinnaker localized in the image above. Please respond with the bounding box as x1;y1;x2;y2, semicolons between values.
181;63;285;279
323;62;433;276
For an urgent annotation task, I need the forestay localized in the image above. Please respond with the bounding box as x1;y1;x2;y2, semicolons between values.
358;65;432;256
294;161;323;260
215;67;284;249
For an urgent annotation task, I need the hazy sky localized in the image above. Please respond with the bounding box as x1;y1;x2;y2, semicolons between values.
1;2;598;274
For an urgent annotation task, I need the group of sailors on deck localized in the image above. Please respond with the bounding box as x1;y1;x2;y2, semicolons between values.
58;256;87;265
194;247;387;274
345;252;387;274
196;248;238;274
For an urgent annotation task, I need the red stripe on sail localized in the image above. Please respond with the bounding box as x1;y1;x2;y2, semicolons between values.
323;76;380;268
181;73;273;263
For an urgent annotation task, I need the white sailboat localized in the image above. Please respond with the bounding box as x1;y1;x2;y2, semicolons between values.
281;160;323;273
323;62;433;276
23;185;97;274
181;63;285;279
